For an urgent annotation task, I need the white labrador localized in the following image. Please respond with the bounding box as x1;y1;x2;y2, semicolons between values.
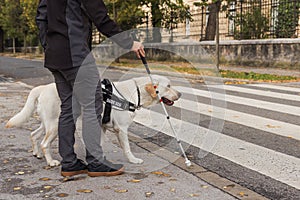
6;75;181;166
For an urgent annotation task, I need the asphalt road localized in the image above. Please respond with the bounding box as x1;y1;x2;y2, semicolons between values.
0;56;299;200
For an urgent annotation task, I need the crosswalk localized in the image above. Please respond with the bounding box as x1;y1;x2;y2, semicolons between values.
132;82;300;198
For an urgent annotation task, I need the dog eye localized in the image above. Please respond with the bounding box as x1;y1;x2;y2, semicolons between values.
167;84;171;88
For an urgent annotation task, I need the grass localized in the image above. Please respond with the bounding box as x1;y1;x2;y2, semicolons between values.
220;70;298;82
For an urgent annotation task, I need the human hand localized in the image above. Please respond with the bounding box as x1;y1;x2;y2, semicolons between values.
131;41;145;58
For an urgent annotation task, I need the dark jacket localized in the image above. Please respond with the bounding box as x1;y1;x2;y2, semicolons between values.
36;0;134;69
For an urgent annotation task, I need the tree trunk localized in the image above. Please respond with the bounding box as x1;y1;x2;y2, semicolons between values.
0;27;3;53
24;35;27;55
204;1;221;41
151;2;162;43
13;38;16;54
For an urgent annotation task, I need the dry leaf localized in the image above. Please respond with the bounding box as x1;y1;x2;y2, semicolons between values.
238;191;248;197
77;189;93;193
151;171;164;175
3;160;9;164
223;184;235;189
39;177;51;181
266;124;280;128
103;186;111;189
56;193;69;197
43;166;52;170
44;185;53;190
201;185;209;188
162;173;171;177
16;171;25;175
114;189;128;193
169;178;177;182
170;188;176;192
127;179;141;183
13;187;22;191
189;193;200;197
145;192;154;198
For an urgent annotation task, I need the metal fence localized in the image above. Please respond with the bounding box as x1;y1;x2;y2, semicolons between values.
90;0;300;44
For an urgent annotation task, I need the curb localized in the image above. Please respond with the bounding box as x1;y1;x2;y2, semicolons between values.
128;133;270;200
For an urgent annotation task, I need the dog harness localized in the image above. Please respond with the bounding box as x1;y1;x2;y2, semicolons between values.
101;79;140;124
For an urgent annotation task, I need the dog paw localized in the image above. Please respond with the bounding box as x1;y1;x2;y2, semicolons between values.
48;160;60;167
129;158;144;164
33;152;43;159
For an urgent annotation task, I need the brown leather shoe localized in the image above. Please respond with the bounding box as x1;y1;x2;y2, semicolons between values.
87;158;125;177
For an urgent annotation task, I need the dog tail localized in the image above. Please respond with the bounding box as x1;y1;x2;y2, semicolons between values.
5;85;44;128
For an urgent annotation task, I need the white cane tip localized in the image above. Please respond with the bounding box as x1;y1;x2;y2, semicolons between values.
185;160;192;167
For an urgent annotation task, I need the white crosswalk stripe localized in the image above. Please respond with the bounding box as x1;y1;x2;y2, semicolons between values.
133;83;300;191
175;86;300;116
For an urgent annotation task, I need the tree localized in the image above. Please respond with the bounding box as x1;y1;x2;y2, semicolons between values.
194;0;235;41
141;0;192;42
20;0;39;51
0;0;23;53
275;0;300;38
234;1;269;39
105;0;144;30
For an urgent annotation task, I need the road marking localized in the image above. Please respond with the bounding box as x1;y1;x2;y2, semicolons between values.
251;84;300;93
134;108;300;190
208;84;300;102
174;98;300;140
174;86;300;117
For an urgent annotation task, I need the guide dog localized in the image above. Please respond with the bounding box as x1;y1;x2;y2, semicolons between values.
6;75;181;166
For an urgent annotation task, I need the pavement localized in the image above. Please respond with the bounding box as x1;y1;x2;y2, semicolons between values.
0;56;278;200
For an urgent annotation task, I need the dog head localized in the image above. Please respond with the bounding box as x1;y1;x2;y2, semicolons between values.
138;75;181;108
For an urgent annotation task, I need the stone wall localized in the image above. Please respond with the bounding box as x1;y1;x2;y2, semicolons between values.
94;39;300;69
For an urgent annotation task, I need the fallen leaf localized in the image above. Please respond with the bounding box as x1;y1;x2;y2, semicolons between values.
169;178;177;182
189;193;200;197
103;186;111;189
77;189;93;193
44;185;53;190
43;166;52;170
201;185;209;188
16;171;25;175
223;184;235;189
145;192;154;198
8;135;16;139
3;160;9;164
56;193;69;197
39;177;51;181
127;179;141;183
13;187;22;191
151;171;164;175
266;124;280;128
162;173;171;177
170;188;176;192
238;191;248;197
114;189;128;193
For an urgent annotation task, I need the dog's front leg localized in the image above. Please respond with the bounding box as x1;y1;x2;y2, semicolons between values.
117;130;143;164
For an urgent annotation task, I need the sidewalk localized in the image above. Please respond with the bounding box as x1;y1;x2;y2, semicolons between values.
0;76;268;199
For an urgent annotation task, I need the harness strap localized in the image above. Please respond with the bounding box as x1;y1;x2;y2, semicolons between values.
101;79;112;124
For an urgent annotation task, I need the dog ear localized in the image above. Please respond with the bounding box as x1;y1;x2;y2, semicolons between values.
145;83;157;98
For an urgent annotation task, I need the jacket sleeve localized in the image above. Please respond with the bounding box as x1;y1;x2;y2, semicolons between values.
81;0;134;49
36;0;47;50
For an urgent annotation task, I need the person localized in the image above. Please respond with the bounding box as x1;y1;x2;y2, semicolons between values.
36;0;145;177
